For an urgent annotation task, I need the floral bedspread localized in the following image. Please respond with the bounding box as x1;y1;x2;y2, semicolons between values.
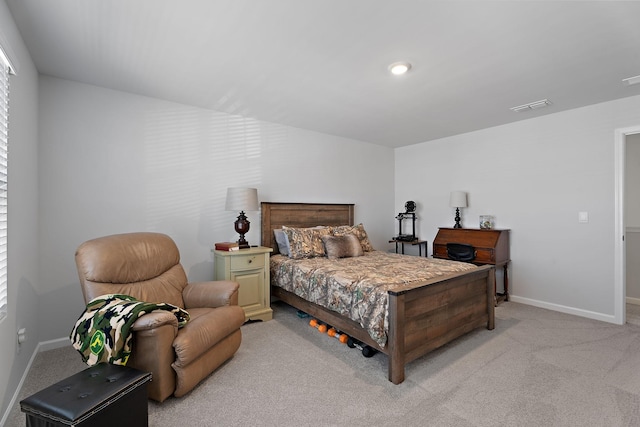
270;251;477;347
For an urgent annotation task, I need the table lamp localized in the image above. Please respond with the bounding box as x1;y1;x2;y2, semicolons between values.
449;191;468;229
225;187;258;248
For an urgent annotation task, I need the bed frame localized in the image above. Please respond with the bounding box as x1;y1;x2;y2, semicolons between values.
261;202;495;384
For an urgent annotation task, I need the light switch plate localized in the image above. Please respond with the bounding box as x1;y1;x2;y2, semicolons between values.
578;211;589;223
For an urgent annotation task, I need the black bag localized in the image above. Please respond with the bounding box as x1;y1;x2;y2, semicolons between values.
446;243;476;262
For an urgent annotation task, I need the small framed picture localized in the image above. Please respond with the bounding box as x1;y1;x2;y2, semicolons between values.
480;215;494;229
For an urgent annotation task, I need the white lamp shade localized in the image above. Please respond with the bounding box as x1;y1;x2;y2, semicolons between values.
225;187;258;211
449;191;468;208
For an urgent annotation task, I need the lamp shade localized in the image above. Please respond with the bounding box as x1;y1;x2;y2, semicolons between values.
225;187;258;212
449;191;468;208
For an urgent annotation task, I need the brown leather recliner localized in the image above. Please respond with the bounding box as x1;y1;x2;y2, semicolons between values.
75;232;246;402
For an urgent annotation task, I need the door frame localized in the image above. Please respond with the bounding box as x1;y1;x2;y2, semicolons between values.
615;126;640;324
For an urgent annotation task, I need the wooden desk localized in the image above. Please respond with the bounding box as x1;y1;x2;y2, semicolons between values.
433;228;510;303
389;239;428;257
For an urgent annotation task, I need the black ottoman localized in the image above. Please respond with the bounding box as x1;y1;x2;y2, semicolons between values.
20;363;152;427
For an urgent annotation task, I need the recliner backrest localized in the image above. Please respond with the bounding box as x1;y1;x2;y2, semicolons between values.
75;232;188;308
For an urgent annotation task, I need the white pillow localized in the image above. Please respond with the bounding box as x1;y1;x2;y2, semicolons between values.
273;229;290;256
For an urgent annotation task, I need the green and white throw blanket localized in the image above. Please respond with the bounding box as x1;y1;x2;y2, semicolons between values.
70;294;190;366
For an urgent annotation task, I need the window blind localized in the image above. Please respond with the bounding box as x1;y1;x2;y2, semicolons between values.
0;56;8;321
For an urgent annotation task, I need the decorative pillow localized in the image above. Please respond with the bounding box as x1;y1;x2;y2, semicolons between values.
331;223;374;251
321;234;363;259
273;229;290;256
282;226;332;259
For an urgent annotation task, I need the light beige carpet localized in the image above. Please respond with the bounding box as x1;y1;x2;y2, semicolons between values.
626;303;640;326
6;301;640;426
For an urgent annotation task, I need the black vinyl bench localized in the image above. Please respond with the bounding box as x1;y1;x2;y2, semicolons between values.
20;362;151;427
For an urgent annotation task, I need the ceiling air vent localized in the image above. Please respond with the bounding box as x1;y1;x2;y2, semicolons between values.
510;99;552;112
622;75;640;86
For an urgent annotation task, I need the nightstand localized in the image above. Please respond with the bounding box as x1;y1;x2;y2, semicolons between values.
213;246;273;321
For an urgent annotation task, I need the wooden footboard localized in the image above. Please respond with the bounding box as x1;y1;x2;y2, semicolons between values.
386;264;494;383
272;265;495;384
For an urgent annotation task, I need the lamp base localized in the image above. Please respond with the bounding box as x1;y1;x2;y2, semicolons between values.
234;211;251;249
453;207;462;228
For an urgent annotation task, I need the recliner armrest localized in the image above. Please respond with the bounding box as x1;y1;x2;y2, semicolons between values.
182;280;239;308
131;311;179;331
128;318;178;402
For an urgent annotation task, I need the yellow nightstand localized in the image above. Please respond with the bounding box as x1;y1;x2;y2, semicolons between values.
213;246;273;321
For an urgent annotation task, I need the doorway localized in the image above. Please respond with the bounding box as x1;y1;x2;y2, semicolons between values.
615;126;640;325
625;134;640;324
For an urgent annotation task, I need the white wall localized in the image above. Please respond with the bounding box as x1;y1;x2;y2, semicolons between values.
36;75;395;342
396;94;640;320
0;0;39;419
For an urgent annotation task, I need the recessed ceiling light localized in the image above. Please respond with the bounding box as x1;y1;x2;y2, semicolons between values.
389;62;411;76
510;99;552;112
622;75;640;86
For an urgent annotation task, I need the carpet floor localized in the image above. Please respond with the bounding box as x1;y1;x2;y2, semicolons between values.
6;301;640;426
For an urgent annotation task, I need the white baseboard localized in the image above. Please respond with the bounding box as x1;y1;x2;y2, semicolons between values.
39;336;71;352
509;295;619;324
1;337;70;426
626;297;640;306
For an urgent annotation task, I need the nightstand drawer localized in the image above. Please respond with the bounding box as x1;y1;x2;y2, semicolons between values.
230;253;265;270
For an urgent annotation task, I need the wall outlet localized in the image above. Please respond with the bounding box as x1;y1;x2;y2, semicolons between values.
17;328;26;347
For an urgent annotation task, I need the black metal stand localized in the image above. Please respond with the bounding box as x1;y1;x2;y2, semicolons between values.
389;239;428;257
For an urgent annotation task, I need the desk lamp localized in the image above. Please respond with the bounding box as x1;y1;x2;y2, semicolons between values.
449;191;468;229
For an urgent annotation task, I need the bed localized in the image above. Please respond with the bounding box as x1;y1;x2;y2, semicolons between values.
261;202;495;384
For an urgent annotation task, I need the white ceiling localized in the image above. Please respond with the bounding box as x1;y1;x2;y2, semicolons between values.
6;0;640;148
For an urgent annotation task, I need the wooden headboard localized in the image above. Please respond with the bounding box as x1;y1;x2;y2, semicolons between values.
261;202;355;254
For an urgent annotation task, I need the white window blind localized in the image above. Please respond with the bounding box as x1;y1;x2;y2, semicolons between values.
0;54;8;321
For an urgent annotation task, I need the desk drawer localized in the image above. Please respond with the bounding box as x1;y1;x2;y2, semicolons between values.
474;248;495;264
230;253;265;270
433;244;447;259
434;244;496;264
